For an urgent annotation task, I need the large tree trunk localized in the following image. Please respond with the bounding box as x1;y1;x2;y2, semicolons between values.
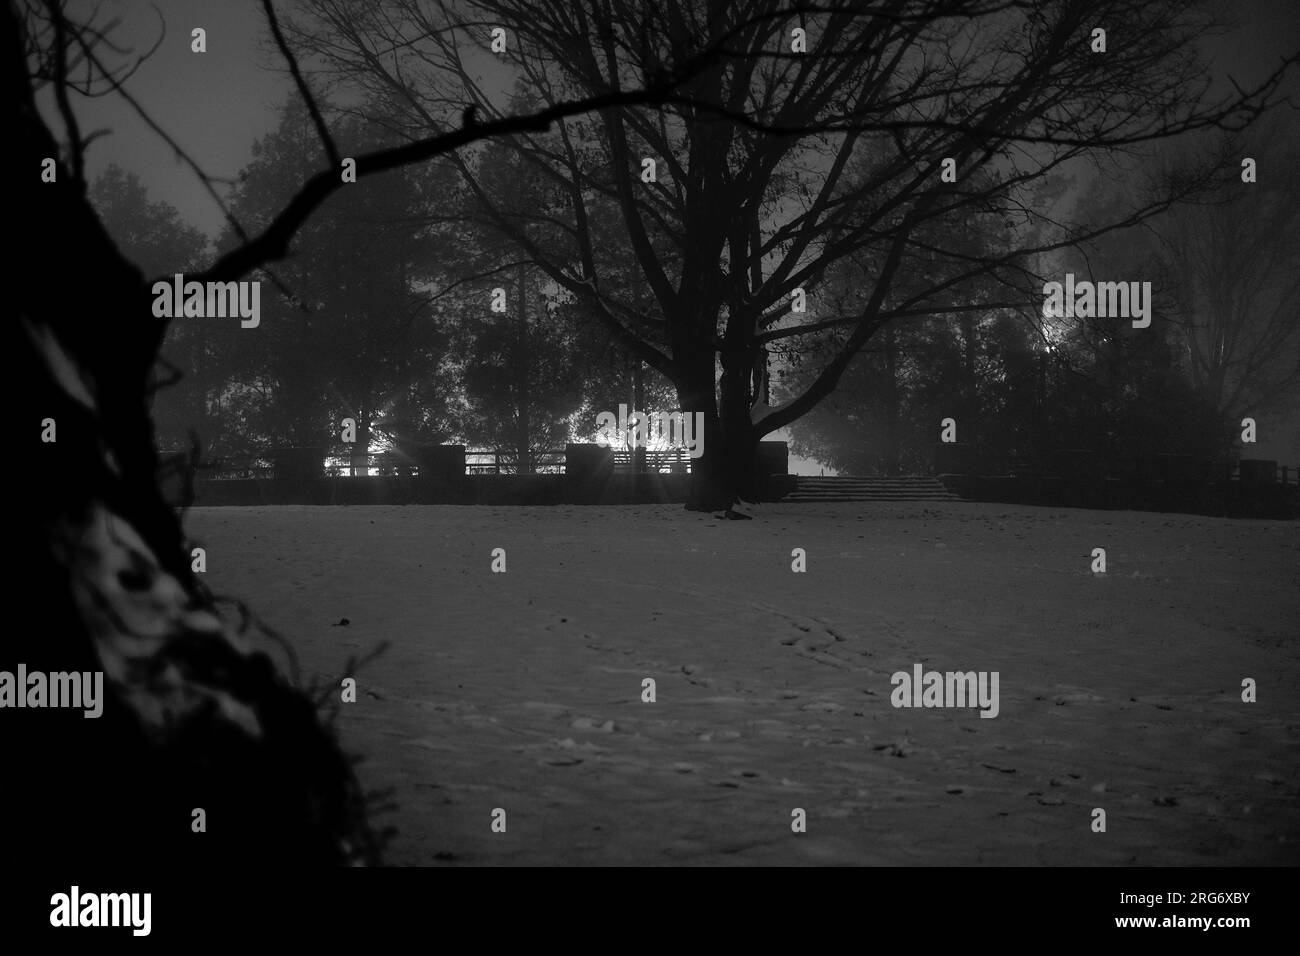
676;349;730;511
8;4;378;866
679;345;761;511
719;343;760;504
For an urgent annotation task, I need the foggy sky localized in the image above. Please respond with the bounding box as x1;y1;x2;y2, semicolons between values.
44;0;1300;239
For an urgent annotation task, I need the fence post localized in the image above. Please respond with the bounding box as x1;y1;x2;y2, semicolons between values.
565;443;614;503
413;445;466;502
1239;459;1277;487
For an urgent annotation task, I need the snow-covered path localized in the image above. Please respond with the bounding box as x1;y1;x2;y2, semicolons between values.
187;503;1299;865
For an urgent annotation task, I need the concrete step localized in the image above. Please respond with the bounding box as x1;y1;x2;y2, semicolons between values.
782;496;958;502
794;479;948;485
781;475;959;502
785;486;951;494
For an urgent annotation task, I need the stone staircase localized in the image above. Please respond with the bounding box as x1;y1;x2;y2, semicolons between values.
779;475;960;503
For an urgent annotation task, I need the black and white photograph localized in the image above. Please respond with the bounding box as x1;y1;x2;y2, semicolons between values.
6;0;1298;938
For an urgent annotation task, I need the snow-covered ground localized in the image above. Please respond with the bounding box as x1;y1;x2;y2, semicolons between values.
187;502;1299;866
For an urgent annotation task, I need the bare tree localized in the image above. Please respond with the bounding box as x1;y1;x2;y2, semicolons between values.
290;0;1295;508
1156;126;1300;445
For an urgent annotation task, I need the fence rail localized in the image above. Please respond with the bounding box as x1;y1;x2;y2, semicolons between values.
191;452;412;480
184;445;697;479
612;448;693;474
178;444;1284;481
464;449;567;475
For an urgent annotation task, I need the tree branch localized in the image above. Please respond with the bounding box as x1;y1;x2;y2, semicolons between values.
260;0;339;167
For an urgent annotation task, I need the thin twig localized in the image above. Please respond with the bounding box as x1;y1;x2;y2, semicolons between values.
261;0;340;167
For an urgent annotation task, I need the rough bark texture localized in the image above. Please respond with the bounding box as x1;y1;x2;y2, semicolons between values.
8;4;381;867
